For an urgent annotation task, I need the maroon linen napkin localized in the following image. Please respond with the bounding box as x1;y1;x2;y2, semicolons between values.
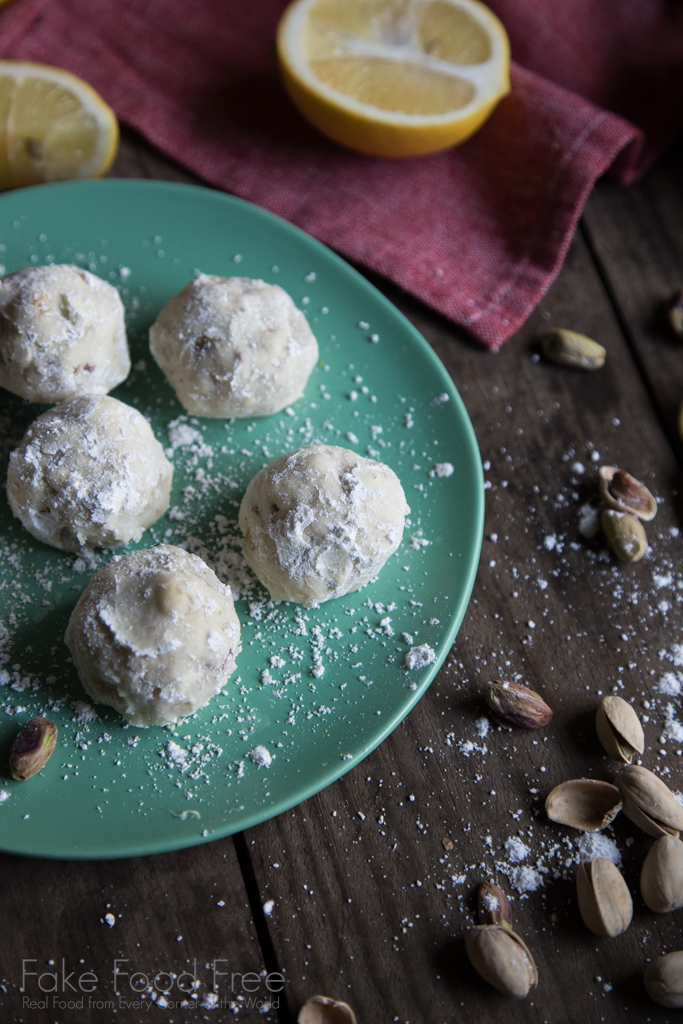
1;0;683;348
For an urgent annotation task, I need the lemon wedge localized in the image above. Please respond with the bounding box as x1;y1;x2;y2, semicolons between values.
277;0;510;158
0;61;119;189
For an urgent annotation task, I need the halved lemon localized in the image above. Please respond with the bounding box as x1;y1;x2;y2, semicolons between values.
0;61;119;189
277;0;510;158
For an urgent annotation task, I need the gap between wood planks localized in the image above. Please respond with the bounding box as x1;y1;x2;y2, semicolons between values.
579;218;683;470
233;832;296;1024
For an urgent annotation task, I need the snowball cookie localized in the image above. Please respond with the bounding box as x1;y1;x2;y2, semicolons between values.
239;444;410;606
149;274;319;417
6;395;173;552
0;264;130;403
65;544;241;726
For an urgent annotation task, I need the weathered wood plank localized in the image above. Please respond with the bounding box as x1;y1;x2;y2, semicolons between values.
0;841;280;1022
244;223;683;1023
4;126;683;1024
582;134;683;457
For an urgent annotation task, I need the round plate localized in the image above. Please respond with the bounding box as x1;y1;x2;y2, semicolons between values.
0;180;483;859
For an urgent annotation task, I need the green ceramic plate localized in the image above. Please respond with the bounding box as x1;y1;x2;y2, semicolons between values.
0;180;483;859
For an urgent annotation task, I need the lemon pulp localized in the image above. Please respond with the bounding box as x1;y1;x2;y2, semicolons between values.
277;0;510;157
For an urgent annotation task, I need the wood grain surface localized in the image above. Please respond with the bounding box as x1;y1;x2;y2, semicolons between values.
2;126;683;1024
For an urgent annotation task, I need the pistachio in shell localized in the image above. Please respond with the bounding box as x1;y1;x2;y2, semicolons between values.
598;466;657;521
9;716;58;780
641;835;683;913
298;995;357;1024
595;695;645;764
486;680;553;729
478;881;513;928
616;764;683;838
644;951;683;1008
576;857;633;937
465;925;537;1000
601;510;648;563
545;778;622;832
540;328;606;370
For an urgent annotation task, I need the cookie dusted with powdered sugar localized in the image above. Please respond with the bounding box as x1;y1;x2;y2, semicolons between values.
239;444;410;606
149;274;318;418
65;544;241;726
0;264;130;403
7;395;173;552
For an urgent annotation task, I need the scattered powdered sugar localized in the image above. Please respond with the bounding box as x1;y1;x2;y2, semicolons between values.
72;699;99;723
262;900;275;916
662;704;683;743
405;644;436;670
474;717;489;738
166;419;204;451
508;865;544;894
481;890;499;914
658;672;683;696
504;836;530;863
165;741;188;767
432;462;454;478
248;745;272;767
103;913;116;927
574;832;621;867
0;790;9;804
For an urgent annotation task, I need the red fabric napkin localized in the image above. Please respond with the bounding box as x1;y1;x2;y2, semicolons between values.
1;0;683;349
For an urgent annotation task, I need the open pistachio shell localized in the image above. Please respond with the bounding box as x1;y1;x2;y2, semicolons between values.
576;857;632;937
298;996;357;1024
598;466;657;521
465;925;538;999
644;951;683;1008
616;765;683;838
545;778;622;832
641;835;683;913
595;696;645;763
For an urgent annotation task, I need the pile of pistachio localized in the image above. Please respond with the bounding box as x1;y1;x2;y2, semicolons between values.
540;327;659;564
597;466;657;564
467;681;683;1007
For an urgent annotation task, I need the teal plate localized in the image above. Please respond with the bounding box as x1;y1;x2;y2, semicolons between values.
0;180;483;859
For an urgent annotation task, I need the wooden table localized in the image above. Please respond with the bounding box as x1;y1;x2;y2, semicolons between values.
3;126;683;1024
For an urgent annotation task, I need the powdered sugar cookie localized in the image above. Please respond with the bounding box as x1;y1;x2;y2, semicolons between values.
0;264;130;403
239;444;409;606
64;544;241;727
149;274;318;417
7;395;173;552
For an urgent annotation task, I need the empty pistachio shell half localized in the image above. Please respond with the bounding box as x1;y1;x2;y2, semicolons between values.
298;995;357;1024
598;466;657;521
545;778;622;832
616;765;683;838
644;951;683;1008
9;716;58;780
478;881;513;928
601;510;648;563
576;857;633;937
465;925;538;1000
541;328;606;370
641;835;683;913
595;696;645;764
486;680;553;729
